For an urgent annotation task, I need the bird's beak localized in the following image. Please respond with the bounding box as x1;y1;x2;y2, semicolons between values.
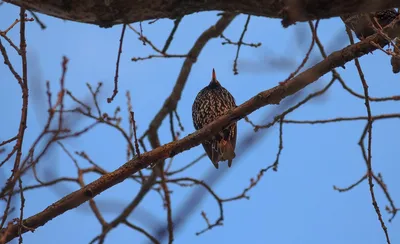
211;68;220;85
212;68;217;82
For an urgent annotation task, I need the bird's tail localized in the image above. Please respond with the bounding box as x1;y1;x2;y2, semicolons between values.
220;139;235;164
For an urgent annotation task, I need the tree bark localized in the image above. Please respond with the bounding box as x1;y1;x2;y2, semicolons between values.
4;0;400;27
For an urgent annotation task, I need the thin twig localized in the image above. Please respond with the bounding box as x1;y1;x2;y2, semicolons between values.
107;24;126;103
347;27;391;244
130;111;141;157
159;167;173;243
233;15;252;75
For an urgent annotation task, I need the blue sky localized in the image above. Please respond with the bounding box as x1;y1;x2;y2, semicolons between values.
1;3;400;244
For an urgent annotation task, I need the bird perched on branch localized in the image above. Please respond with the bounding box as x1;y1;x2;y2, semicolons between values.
192;69;237;169
341;9;400;73
340;9;399;40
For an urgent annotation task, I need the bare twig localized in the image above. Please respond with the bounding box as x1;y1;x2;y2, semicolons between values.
232;15;252;75
159;167;173;243
346;26;391;244
107;24;126;103
130;111;141;157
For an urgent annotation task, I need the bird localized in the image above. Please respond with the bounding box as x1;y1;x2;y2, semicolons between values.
341;9;400;73
340;9;399;41
192;69;237;169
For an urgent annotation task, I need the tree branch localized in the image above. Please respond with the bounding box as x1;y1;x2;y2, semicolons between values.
4;0;400;27
1;20;399;243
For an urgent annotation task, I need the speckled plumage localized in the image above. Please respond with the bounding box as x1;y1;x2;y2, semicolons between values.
341;9;399;40
341;9;400;74
192;69;237;169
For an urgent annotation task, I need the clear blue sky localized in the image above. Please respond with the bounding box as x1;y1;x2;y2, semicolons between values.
1;3;400;244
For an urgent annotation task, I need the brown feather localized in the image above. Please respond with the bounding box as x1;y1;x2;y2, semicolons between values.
221;140;235;160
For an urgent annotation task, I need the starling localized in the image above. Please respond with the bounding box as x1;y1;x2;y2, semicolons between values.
192;69;237;169
340;9;399;40
341;9;400;73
